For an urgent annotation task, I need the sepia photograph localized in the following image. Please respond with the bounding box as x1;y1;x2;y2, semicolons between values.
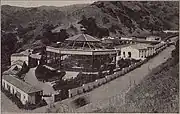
1;0;179;113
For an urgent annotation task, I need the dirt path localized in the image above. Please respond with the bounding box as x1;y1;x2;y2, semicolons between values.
1;45;175;113
59;45;175;112
75;45;175;112
1;93;23;113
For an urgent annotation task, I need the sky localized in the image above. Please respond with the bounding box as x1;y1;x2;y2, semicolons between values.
1;0;95;7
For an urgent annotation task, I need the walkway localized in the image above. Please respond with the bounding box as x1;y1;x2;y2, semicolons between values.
1;44;175;113
63;45;175;112
24;67;56;104
1;93;24;113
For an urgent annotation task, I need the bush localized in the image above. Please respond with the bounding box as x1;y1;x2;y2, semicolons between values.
1;87;46;110
24;99;47;110
171;40;179;62
73;96;89;108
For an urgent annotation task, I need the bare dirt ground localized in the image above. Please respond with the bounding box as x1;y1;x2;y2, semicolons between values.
1;44;175;113
30;45;175;113
1;92;23;113
75;45;175;113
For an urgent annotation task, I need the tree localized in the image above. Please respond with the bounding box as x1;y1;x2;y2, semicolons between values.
172;40;179;62
57;29;69;42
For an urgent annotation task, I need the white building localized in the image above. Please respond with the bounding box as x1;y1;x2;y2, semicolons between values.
11;49;32;66
121;43;155;60
11;49;42;67
163;30;179;33
2;74;43;105
146;36;161;42
120;37;133;41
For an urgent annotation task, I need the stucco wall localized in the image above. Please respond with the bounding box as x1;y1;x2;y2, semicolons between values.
2;79;29;104
11;56;29;65
2;79;36;105
28;93;36;104
121;47;140;60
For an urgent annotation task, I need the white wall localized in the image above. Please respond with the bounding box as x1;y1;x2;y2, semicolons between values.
121;46;157;60
2;79;34;105
28;93;36;104
121;47;140;60
146;36;161;41
11;56;29;65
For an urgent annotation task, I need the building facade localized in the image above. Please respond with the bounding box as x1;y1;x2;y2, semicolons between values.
121;43;155;60
2;75;42;105
146;36;161;42
11;54;29;66
11;50;42;68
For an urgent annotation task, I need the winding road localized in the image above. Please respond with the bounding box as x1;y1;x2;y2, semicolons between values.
1;37;177;113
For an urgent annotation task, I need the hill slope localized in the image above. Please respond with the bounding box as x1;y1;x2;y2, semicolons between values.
95;41;179;113
2;1;179;35
1;1;179;72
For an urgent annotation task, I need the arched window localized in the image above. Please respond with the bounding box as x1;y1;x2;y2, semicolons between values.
123;52;125;57
128;52;131;58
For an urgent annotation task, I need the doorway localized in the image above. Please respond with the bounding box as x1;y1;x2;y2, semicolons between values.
123;52;125;58
128;52;131;58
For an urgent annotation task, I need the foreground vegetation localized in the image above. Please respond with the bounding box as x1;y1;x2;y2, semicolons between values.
95;42;179;113
1;1;179;73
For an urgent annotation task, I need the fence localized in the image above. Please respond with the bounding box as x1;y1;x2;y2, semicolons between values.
68;43;169;98
67;61;144;98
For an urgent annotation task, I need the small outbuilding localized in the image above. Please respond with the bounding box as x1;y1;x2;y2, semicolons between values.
2;74;43;105
146;36;161;42
11;49;42;68
121;43;155;60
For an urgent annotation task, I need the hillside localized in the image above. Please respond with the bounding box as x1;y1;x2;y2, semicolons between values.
95;41;179;113
1;1;179;72
2;1;179;35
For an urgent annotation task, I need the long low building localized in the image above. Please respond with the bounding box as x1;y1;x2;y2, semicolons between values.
120;43;155;60
2;74;43;105
11;49;42;67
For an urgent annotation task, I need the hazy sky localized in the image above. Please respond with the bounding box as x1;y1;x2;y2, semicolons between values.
1;0;95;7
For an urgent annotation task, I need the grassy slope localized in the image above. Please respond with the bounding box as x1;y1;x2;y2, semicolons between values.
1;1;179;71
96;58;179;113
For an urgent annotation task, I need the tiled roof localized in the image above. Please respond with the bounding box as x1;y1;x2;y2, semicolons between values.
3;66;20;75
66;34;100;42
29;54;42;60
11;60;25;67
51;26;67;33
11;53;28;56
62;71;79;80
130;43;153;50
43;65;56;71
2;75;42;94
12;49;32;56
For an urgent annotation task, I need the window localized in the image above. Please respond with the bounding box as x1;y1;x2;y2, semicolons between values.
118;51;121;56
139;50;141;57
128;52;131;58
16;91;21;99
12;88;14;94
123;52;125;57
7;84;10;92
2;82;5;88
13;66;19;71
